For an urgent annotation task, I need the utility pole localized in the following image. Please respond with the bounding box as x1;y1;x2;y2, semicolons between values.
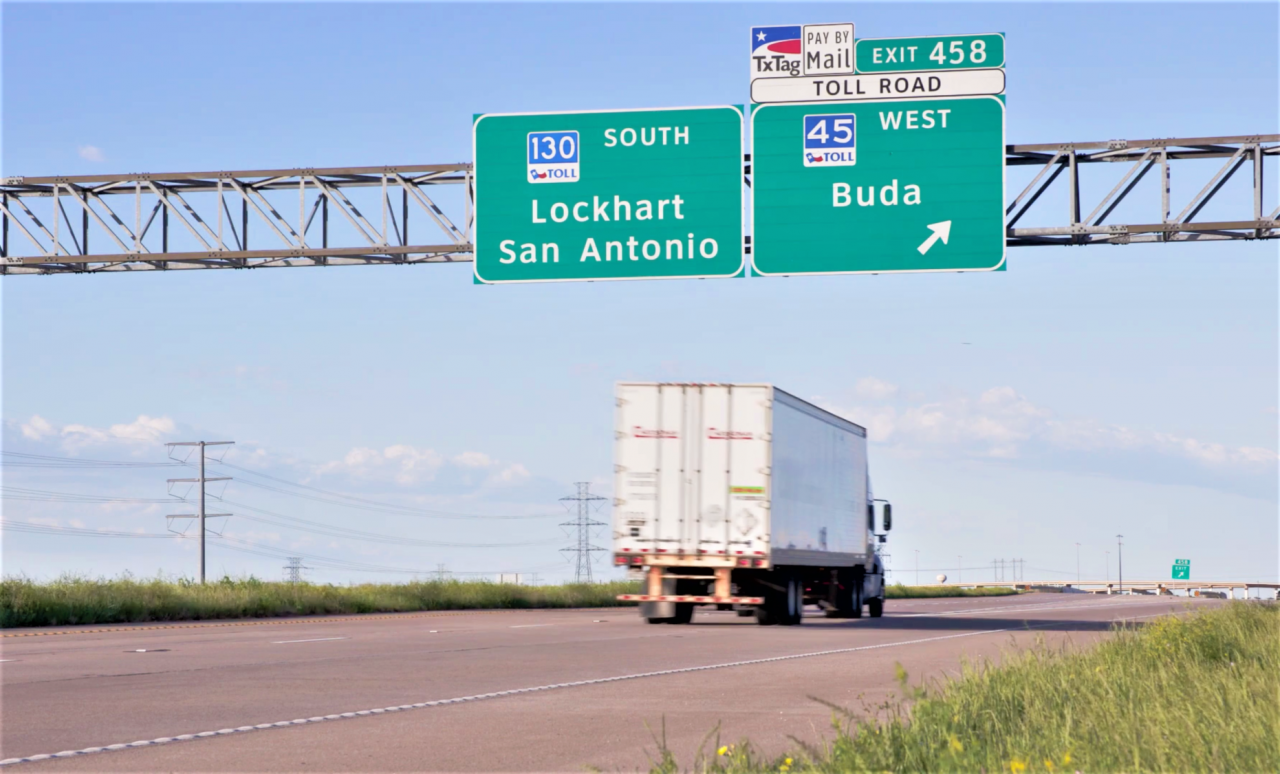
166;440;234;584
1075;542;1081;582
1117;534;1124;594
560;482;607;583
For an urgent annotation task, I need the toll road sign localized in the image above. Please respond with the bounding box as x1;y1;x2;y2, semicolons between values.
856;33;1006;73
750;96;1005;276
473;106;745;283
1172;559;1190;580
750;69;1005;104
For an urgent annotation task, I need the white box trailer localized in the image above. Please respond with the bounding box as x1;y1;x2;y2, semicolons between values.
613;383;892;625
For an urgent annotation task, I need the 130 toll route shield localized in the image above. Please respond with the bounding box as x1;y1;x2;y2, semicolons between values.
750;96;1005;276
473;106;745;283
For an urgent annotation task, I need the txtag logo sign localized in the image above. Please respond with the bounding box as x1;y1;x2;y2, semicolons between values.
803;113;856;167
751;25;802;77
527;130;579;184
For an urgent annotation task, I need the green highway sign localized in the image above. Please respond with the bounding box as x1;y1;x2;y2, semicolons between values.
1172;558;1191;580
856;33;1006;73
750;96;1005;275
472;106;744;283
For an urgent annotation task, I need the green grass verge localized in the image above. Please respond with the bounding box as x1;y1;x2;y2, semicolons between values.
1;575;640;628
653;601;1279;773
885;584;1018;599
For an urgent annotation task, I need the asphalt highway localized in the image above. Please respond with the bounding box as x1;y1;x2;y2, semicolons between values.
1;593;1216;772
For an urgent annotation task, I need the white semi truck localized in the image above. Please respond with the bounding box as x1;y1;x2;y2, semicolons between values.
612;382;892;625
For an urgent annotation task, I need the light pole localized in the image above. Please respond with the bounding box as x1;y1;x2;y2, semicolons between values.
1116;534;1124;594
1075;542;1081;582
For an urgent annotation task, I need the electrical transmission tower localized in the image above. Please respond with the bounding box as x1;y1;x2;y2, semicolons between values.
166;440;234;584
560;482;607;583
283;557;310;583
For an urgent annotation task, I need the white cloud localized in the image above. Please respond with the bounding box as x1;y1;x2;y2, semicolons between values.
854;377;899;400
17;414;177;451
833;385;1276;472
78;145;105;162
62;415;176;450
21;415;56;440
453;451;495;468
316;444;533;488
487;463;531;486
316;444;445;485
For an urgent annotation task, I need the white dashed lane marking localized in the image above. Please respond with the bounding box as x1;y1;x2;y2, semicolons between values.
0;607;1178;768
271;637;349;644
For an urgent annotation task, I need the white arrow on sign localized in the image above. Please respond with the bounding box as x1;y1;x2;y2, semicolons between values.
917;220;952;255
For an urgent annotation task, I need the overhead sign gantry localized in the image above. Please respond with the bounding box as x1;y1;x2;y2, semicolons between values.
0;21;1274;277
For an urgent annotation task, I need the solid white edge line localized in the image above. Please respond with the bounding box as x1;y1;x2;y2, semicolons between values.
271;637;349;644
0;607;1179;767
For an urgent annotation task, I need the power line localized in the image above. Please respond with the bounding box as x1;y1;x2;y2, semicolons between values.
211;461;559;520
1;520;187;539
1;452;184;469
0;486;177;503
560;482;607;583
0;484;559;548
221;498;561;548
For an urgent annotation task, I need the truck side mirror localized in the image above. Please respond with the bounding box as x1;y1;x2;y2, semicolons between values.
883;503;892;531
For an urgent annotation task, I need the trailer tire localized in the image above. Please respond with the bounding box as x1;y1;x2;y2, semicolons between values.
850;579;864;619
868;596;884;618
646;616;669;624
669;603;694;625
780;574;804;626
752;573;793;626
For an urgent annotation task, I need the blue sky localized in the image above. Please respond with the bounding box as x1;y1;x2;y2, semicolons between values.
2;3;1276;585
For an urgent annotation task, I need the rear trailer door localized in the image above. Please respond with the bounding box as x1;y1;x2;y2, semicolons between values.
614;384;771;561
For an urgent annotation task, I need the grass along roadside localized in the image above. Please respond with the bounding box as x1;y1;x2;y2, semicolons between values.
652;601;1279;773
1;575;640;628
886;584;1018;599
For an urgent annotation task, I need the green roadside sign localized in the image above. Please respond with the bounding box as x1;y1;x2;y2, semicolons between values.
750;96;1006;276
472;106;745;283
1172;559;1190;580
856;33;1006;73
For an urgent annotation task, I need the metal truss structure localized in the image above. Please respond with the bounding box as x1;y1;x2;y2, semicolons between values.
1;135;1274;275
0;164;471;274
1006;134;1277;247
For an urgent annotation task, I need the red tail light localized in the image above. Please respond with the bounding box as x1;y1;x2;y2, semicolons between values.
614;556;628;565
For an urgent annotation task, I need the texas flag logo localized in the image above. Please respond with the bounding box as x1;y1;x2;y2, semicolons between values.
751;26;802;77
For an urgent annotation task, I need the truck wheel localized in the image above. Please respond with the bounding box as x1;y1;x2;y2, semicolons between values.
646;616;670;624
868;596;884;618
669;603;694;625
780;575;804;626
755;579;786;626
849;580;864;619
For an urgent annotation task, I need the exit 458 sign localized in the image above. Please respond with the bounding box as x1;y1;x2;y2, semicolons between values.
751;96;1006;275
473;107;744;283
